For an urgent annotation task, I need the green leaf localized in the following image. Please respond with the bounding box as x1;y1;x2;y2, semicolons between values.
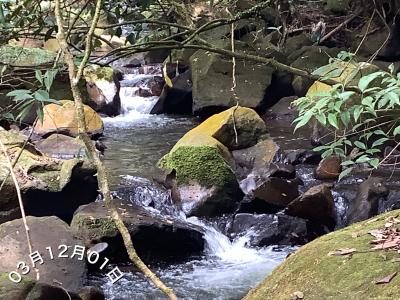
353;106;363;122
372;138;389;148
341;160;355;166
340;111;351;127
328;113;339;129
35;70;43;85
338;167;353;181
6;89;31;97
294;110;314;131
393;125;400;136
355;155;370;163
358;72;383;92
33;90;49;102
369;158;380;168
316;113;327;126
354;141;366;149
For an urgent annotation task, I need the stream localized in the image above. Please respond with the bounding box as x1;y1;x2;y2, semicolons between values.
89;69;294;299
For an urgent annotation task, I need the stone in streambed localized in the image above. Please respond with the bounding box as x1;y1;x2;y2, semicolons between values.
84;65;121;117
285;184;336;229
70;201;204;261
0;216;86;292
158;106;266;217
35;134;87;159
315;155;342;180
229;213;311;246
34;100;103;137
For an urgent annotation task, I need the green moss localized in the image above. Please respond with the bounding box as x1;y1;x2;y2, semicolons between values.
0;45;56;66
84;65;114;83
71;215;117;240
0;272;35;299
159;146;234;187
158;145;236;188
245;210;400;300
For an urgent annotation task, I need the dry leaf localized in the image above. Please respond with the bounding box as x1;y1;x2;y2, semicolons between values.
328;248;356;256
371;239;400;250
366;218;378;224
368;229;384;239
291;291;304;299
375;272;397;284
351;232;360;238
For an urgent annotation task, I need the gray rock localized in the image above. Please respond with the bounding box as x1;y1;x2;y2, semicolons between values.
0;216;86;292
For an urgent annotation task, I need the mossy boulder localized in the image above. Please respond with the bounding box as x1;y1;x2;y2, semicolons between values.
326;0;349;14
158;107;265;216
188;106;267;150
0;272;35;300
244;209;400;300
190;48;274;115
33;100;104;137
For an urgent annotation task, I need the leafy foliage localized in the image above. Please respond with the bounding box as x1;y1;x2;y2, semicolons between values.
294;55;400;180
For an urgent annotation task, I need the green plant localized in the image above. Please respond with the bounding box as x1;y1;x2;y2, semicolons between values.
5;69;59;122
294;55;400;180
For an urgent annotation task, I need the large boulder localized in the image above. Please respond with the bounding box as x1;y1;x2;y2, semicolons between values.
0;128;98;224
158;107;266;216
0;216;86;292
70;201;204;261
33;100;104;137
159;134;240;217
150;69;193;115
84;65;121;116
244;210;400;300
190;48;274;115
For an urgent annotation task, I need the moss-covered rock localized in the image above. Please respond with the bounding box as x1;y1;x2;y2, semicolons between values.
158;107;265;216
0;45;56;66
244;209;400;300
0;272;35;300
326;0;349;14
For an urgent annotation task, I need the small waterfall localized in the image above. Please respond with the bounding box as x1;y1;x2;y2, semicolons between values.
103;68;162;124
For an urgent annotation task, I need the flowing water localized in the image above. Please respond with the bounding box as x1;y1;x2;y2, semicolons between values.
92;70;294;299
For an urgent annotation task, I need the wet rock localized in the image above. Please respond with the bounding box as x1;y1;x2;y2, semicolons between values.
84;66;121;117
34;100;104;137
158;107;267;217
26;283;82;300
71;201;204;261
190;48;274;115
0;216;86;292
252;177;300;209
35;134;87;159
285;184;336;229
285;149;321;165
347;177;388;225
263;96;298;122
229;213;311;246
151;69;193;115
78;286;105;300
315;155;341;180
0;128;98;224
232;138;280;177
